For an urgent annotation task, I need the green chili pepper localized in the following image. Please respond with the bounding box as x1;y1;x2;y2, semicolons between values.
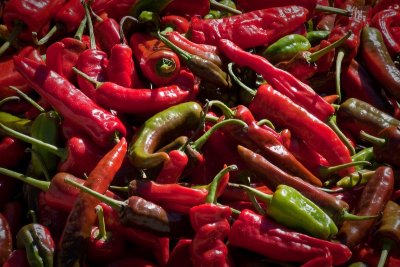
16;223;55;267
233;183;338;240
128;101;203;169
261;34;311;64
306;30;330;46
205;0;238;19
0;111;31;134
336;170;376;188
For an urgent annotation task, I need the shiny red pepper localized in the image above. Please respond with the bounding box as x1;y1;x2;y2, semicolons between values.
93;14;122;56
160;15;190;34
155;149;188;184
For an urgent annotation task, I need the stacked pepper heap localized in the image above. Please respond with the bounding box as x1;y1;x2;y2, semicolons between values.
0;0;400;266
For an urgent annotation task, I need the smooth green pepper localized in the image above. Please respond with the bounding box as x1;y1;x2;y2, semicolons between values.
16;223;55;267
128;101;203;169
0;111;31;134
261;34;311;64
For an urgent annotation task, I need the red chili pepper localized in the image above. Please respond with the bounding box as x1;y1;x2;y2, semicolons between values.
162;0;210;18
93;14;122;56
1;249;30;267
58;137;127;267
236;0;317;14
218;39;334;121
155;150;188;184
167;239;193;267
161;15;190;34
103;0;137;22
0;136;27;169
189;6;309;49
352;244;400;267
0;46;43;99
130;32;181;86
371;0;400;17
0;212;12;266
13;56;126;148
229;209;351;265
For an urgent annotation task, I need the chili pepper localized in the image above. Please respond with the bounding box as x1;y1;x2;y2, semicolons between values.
16;218;55;267
234;183;338;239
93;14;122;56
160;15;190;34
13;56;127;148
361;26;400;102
373;201;400;267
237;145;375;226
360;127;400;168
0;212;12;266
306;30;330;45
0;46;43;99
0;136;27;169
87;205;126;265
162;0;209;18
229;209;352;265
337;98;400;140
248;84;354;176
0;111;31;134
164;31;222;67
2;249;30;267
336;169;376;188
352;244;400;267
128;101;202;169
58;137;126;267
189;6;309;49
167;239;193;267
155;150;188;184
0;0;65;55
371;0;400;18
130;32;181;86
219;39;335;121
337;166;394;249
371;9;400;63
262;34;311;64
2;201;25;240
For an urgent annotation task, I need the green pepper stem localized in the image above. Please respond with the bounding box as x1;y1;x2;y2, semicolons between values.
315;4;352;16
206;165;237;204
28;210;38;224
209;0;242;15
342;210;378;221
0;167;50;192
9;86;45;113
228;183;273;203
360;130;386;146
309;31;352;62
208;100;235;118
74;16;87;41
156;58;177;75
205;114;219;123
157;31;192;62
227;62;256;98
336;170;375;188
377;238;394;267
119;16;139;44
95;205;107;239
0;123;67;160
351;147;374;161
191;119;248;151
109;185;129;192
257;119;275;130
0;22;22;57
335;49;345;103
327;115;356;155
72;67;102;88
0;96;20;107
83;1;96;50
319;161;371;178
32;23;61;46
64;177;124;211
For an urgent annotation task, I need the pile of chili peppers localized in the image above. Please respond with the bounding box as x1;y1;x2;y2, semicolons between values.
1;0;400;266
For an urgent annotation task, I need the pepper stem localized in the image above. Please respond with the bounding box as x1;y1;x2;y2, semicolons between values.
335;49;345;103
191;119;248;151
327;115;355;155
315;4;352;16
74;16;87;41
64;177;124;211
72;67;102;88
95;205;107;239
32;23;61;46
359;130;386;146
119;16;139;44
378;238;394;267
0;96;20;107
319;161;371;178
83;1;96;50
9;86;45;113
257;119;275;130
0;22;22;57
227;62;256;99
308;31;352;62
0;167;50;192
208;100;235;118
206;165;237;204
209;0;242;15
109;185;129;192
156;58;177;76
0;123;67;160
157;31;192;62
342;210;378;221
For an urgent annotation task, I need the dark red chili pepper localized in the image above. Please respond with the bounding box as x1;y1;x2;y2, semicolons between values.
352;244;400;267
371;9;400;63
58;137;127;267
13;56;126;148
2;201;25;240
162;0;209;18
0;136;27;169
161;15;190;34
229;209;351;265
371;0;400;17
0;212;12;266
167;239;193;267
337;166;394;249
93;14;122;56
218;38;334;121
190;6;308;49
2;249;30;267
248;84;354;177
130;32;181;86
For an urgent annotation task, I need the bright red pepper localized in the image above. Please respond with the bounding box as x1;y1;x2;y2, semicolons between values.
155;149;188;184
93;14;122;56
161;15;190;34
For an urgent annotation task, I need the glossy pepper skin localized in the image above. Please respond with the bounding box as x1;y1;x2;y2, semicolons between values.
248;84;354;177
218;38;335;122
106;43;136;88
228;209;351;265
337;166;394;249
361;26;400;102
128;101;203;169
0;212;12;266
16;223;55;267
262;34;311;64
160;15;190;34
13;56;126;149
93;15;122;56
189;6;309;49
